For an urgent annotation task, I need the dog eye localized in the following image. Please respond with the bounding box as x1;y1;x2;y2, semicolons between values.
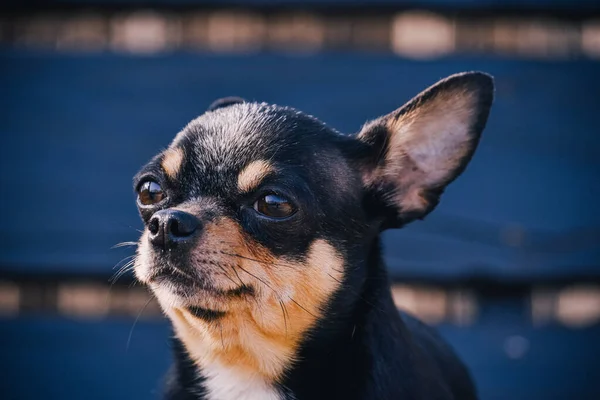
254;194;296;218
138;180;165;206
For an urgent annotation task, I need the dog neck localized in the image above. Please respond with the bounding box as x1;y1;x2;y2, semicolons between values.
161;239;348;399
277;238;407;399
164;238;407;400
166;306;288;400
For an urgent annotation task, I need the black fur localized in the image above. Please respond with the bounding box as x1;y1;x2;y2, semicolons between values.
133;72;494;400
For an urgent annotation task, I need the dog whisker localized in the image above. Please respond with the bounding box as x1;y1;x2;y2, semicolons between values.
288;297;317;319
218;249;296;270
112;254;136;270
192;247;317;323
233;262;314;321
278;299;289;337
111;261;135;282
126;296;153;352
213;262;244;288
112;241;139;249
227;262;246;288
109;258;137;289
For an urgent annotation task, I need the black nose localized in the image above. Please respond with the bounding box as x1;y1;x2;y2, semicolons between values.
148;210;200;250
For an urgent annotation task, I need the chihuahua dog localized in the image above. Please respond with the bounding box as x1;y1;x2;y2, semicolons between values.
133;72;493;400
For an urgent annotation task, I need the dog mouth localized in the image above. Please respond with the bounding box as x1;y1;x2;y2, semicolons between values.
148;264;254;303
186;306;227;321
148;265;197;287
181;285;253;321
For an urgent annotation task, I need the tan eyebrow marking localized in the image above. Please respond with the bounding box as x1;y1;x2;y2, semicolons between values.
237;160;274;193
161;147;184;179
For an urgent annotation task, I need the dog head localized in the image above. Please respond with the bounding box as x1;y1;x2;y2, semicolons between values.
133;72;493;380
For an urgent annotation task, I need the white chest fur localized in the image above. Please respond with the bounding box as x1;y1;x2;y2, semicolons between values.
200;362;284;400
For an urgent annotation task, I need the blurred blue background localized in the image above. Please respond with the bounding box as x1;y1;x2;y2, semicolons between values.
1;1;600;399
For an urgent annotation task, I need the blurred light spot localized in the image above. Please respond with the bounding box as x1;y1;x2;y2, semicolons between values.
449;290;477;326
181;13;209;48
206;11;265;53
391;11;455;59
392;284;447;324
58;284;109;318
504;335;530;359
556;285;600;327
268;13;325;53
323;17;353;49
56;13;107;51
493;18;579;59
582;20;600;58
454;18;494;53
518;19;578;58
109;287;162;317
111;11;179;53
0;281;20;315
492;19;520;54
13;15;62;48
350;17;391;51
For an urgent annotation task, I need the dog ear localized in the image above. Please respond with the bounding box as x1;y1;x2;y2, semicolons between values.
356;72;494;229
207;96;246;112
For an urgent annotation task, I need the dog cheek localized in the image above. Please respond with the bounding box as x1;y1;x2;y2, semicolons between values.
262;239;345;335
294;239;344;316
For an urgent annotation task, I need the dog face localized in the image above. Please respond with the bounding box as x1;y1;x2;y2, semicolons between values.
133;73;493;380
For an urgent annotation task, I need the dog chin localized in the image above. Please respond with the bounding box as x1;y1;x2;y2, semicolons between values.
146;265;254;314
151;280;229;312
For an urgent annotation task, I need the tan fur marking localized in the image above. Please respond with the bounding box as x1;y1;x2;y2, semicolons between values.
162;147;184;179
237;160;274;193
147;216;343;381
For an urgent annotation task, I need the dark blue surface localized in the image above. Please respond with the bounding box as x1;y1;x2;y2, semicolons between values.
0;317;172;400
2;315;599;400
1;51;599;280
